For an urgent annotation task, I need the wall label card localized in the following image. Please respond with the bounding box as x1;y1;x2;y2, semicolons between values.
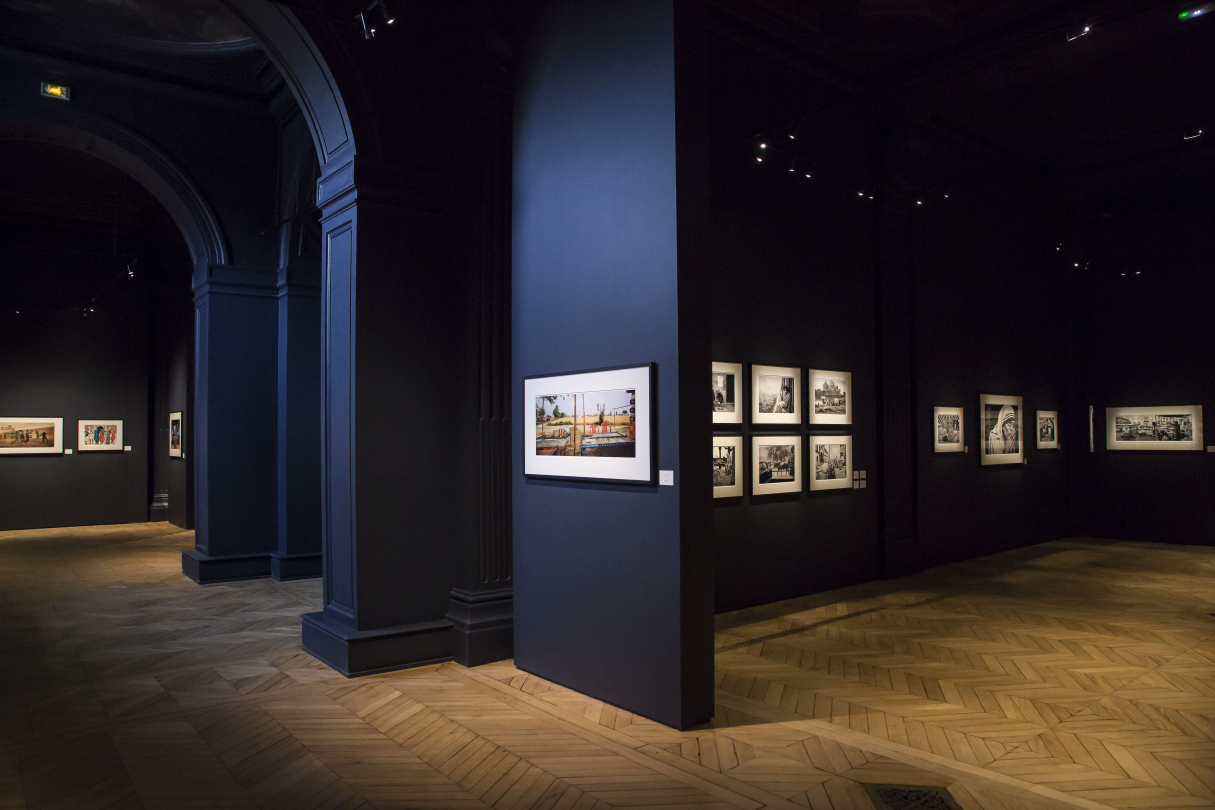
979;394;1024;466
0;418;64;455
524;363;655;484
1106;405;1203;451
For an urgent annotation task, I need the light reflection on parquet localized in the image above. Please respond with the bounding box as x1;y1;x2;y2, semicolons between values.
2;526;1211;809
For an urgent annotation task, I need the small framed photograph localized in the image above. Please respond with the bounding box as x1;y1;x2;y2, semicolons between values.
712;362;742;424
0;418;63;454
170;412;184;457
808;369;851;425
751;434;800;495
1036;410;1059;450
1106;405;1203;451
79;420;123;451
751;364;800;424
809;435;852;491
524;363;654;484
933;406;964;453
712;435;743;498
979;394;1023;465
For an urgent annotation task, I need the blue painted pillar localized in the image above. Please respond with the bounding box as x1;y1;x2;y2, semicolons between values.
182;263;279;582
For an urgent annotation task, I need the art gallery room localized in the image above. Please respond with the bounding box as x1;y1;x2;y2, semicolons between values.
2;0;1215;808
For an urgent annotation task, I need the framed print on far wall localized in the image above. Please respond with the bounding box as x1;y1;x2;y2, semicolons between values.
934;406;964;453
1036;410;1059;450
0;418;63;455
712;362;742;424
808;369;851;425
751;434;800;495
751;364;800;424
1106;405;1203;451
169;412;184;458
979;394;1023;466
712;435;743;498
524;363;654;484
79;420;123;451
809;434;852;491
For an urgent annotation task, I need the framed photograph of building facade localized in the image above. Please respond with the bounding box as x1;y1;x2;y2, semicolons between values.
0;418;63;455
712;435;743;498
751;364;799;424
170;412;184;458
79;420;123;451
751;435;800;495
808;369;851;425
979;394;1023;465
933;406;964;453
1036;410;1059;450
809;435;852;490
524;363;654;484
712;361;742;424
1106;405;1203;451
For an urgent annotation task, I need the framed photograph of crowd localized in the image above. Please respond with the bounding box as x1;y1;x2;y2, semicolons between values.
933;406;964;453
712;435;743;498
751;434;800;495
979;394;1023;466
79;420;123;451
1036;410;1059;450
808;369;850;425
712;362;742;424
809;435;852;491
0;418;63;455
169;412;184;458
1106;405;1203;451
524;363;655;484
751;364;800;425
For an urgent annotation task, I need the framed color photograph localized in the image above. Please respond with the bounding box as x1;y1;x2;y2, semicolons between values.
808;369;851;425
79;420;123;451
1036;411;1059;450
933;406;964;453
169;412;184;458
751;435;800;495
524;363;654;484
809;435;852;491
712;362;742;424
0;418;63;455
712;435;743;498
1106;405;1203;451
979;394;1023;466
751;364;800;425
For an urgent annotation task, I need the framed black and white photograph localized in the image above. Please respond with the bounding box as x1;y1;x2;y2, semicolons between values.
1106;405;1203;451
79;420;123;451
751;364;800;425
979;394;1023;465
712;361;742;425
808;369;851;425
0;418;63;455
933;406;964;453
751;434;800;495
524;363;654;484
169;412;184;458
712;435;743;498
1036;410;1059;450
809;434;852;491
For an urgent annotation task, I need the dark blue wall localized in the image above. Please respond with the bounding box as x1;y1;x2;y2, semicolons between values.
513;0;712;729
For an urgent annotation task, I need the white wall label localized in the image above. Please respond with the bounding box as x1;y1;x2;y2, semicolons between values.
65;449;73;454
659;470;674;486
124;445;132;452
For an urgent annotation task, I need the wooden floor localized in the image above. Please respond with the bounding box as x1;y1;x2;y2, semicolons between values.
2;527;1214;809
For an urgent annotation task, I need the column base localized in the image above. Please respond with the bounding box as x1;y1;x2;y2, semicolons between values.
446;586;513;667
301;610;454;677
270;552;322;581
181;548;271;584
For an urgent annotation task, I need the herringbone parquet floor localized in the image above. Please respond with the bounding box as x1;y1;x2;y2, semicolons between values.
2;524;1213;809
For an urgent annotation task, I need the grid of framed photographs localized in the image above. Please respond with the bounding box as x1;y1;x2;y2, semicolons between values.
714;362;854;497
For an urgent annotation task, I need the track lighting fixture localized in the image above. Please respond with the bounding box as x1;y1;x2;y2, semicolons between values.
359;11;376;39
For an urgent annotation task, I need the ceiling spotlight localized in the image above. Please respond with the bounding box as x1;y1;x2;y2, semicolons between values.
759;143;767;149
1184;128;1204;140
858;191;864;196
1067;24;1091;41
916;200;923;205
1180;4;1214;19
804;173;812;178
374;0;395;24
756;157;762;162
359;11;376;38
